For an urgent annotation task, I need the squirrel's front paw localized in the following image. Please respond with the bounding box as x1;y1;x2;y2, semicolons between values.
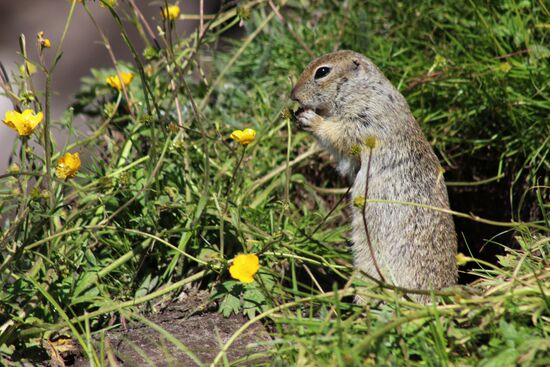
295;109;323;132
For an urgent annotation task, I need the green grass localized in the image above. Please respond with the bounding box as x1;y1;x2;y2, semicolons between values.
0;0;549;366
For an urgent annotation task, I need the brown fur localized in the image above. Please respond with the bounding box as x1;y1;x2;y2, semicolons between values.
291;50;457;303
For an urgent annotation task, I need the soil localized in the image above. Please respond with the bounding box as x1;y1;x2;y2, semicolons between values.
68;291;270;367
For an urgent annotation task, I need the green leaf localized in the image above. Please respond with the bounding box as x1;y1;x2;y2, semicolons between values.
219;293;241;318
481;348;519;367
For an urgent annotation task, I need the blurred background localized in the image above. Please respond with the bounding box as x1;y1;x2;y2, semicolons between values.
0;0;222;173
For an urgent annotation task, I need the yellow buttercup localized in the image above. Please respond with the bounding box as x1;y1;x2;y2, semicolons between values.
230;128;256;145
3;109;43;136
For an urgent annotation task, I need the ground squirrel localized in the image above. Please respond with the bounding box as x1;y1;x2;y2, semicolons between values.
291;50;457;302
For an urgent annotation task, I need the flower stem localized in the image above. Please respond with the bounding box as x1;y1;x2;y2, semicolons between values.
44;73;55;238
219;147;247;256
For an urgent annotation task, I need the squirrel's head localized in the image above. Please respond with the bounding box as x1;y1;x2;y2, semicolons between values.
291;50;394;119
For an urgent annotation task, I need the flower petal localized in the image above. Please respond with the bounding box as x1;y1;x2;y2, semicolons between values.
56;152;81;180
230;128;256;145
229;253;259;283
3;109;42;136
230;130;244;142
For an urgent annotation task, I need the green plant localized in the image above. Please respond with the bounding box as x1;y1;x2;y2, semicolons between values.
0;0;548;365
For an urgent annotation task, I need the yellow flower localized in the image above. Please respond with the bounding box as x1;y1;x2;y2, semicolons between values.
56;152;81;180
281;108;292;120
434;54;447;67
3;109;43;136
106;71;134;91
349;144;361;156
364;136;377;149
161;4;180;21
499;62;512;73
37;31;51;49
456;253;472;266
99;0;118;7
353;195;365;208
8;163;20;174
229;254;259;283
230;128;256;145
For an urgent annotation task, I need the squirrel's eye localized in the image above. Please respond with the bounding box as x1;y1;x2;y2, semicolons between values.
314;66;331;80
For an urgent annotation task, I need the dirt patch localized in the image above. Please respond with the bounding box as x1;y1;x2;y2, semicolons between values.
68;292;270;366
